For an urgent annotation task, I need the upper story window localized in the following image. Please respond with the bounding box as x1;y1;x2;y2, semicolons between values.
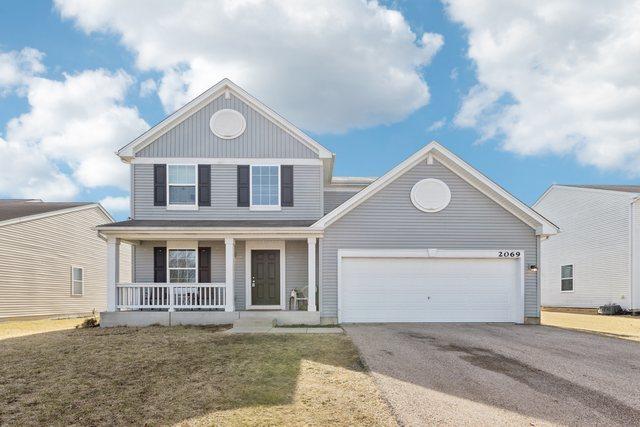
561;264;574;292
168;165;196;208
251;165;280;210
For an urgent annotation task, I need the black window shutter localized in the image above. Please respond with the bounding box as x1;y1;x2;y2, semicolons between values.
198;164;211;206
198;247;211;283
237;165;250;207
153;247;167;283
281;165;294;207
153;164;166;206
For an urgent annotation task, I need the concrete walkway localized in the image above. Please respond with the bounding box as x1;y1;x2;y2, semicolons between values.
227;326;343;334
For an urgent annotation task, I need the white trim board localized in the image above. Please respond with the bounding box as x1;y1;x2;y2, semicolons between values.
117;78;333;161
244;240;287;310
336;248;526;324
312;141;559;236
132;157;323;165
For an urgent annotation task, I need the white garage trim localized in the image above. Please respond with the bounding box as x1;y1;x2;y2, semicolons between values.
337;249;525;324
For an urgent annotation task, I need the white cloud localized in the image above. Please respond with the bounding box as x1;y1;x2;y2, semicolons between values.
428;118;446;131
55;0;443;133
0;137;78;200
1;67;148;200
100;195;130;214
0;48;45;95
446;0;640;173
139;78;157;97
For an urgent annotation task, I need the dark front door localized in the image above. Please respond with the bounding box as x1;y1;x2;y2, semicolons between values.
251;250;280;306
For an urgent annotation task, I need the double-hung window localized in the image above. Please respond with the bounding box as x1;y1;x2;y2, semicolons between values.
251;165;280;209
168;249;197;283
561;264;574;292
168;165;197;208
71;266;84;296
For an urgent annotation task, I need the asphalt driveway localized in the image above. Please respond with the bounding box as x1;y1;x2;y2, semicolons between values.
345;323;640;426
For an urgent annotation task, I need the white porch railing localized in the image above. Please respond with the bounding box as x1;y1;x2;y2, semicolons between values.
116;283;226;311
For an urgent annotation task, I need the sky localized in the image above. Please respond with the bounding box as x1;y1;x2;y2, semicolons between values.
0;0;638;220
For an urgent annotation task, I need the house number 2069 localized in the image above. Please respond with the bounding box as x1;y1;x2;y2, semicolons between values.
498;251;521;258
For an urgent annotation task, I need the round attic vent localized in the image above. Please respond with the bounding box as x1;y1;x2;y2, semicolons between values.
410;178;451;213
209;109;246;139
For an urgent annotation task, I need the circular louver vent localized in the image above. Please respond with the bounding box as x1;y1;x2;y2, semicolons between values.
410;178;451;212
209;109;246;139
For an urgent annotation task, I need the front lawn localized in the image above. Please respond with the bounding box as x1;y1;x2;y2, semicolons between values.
0;324;396;426
0;316;91;340
541;310;640;342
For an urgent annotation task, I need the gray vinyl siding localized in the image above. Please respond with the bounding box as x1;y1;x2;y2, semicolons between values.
323;191;359;214
320;159;539;319
133;163;322;220
0;207;132;319
137;93;317;159
285;241;308;305
132;239;308;311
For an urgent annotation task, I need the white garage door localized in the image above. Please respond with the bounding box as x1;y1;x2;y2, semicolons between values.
339;255;522;323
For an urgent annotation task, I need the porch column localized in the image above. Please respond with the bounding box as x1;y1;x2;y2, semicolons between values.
225;237;235;312
106;236;120;312
307;237;317;312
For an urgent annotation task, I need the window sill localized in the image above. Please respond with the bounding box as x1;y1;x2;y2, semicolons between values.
250;205;282;211
560;290;574;293
167;205;199;211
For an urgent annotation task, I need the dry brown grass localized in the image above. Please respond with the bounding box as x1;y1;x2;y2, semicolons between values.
541;310;640;342
0;316;92;340
0;324;396;426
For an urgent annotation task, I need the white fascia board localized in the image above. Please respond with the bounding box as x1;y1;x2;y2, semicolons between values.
312;141;559;235
94;226;323;240
117;78;333;161
131;157;322;165
0;204;112;227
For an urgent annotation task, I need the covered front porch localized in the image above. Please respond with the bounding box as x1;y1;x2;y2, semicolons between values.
98;221;323;325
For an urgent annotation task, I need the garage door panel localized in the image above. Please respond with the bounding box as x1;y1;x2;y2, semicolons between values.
340;256;519;323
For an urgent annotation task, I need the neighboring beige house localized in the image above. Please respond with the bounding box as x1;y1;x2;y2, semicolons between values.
0;199;131;320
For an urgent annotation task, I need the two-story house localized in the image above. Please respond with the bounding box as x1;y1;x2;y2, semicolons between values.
97;79;557;327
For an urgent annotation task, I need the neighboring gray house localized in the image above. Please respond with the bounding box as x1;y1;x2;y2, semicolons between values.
97;78;557;326
0;199;131;320
534;185;640;312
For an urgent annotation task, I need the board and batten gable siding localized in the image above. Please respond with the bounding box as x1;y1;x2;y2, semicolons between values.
535;187;633;309
134;240;307;311
0;207;131;319
323;191;359;215
133;163;322;220
320;159;539;319
137;93;318;159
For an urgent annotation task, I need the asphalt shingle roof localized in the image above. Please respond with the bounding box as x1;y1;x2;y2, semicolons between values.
0;199;92;222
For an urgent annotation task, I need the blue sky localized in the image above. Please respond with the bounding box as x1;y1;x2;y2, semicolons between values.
0;0;638;219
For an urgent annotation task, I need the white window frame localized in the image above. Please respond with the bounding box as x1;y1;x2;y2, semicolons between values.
249;164;281;211
70;266;84;296
167;248;198;284
167;164;198;211
561;264;574;292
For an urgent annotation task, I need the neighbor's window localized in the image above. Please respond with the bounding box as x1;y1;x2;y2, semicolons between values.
561;264;573;291
168;165;196;206
251;165;279;207
71;266;84;296
168;249;197;283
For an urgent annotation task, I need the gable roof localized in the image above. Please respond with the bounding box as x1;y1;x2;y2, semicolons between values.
0;200;113;227
117;78;334;162
312;141;558;235
563;184;640;194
